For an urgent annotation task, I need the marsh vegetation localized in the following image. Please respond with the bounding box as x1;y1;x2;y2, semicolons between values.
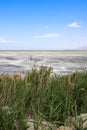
0;66;87;130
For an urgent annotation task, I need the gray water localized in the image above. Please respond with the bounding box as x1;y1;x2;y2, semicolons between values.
0;50;87;75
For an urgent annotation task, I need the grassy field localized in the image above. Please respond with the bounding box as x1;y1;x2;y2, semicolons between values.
0;66;87;130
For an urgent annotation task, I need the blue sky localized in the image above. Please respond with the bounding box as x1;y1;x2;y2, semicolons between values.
0;0;87;50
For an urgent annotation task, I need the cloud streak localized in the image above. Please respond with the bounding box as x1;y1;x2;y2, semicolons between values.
0;38;17;43
68;21;81;28
0;38;8;43
34;33;60;39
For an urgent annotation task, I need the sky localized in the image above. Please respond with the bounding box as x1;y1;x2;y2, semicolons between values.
0;0;87;50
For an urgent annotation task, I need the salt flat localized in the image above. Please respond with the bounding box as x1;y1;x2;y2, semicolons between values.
0;50;87;74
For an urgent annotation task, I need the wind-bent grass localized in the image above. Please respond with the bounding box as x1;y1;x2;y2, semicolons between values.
0;66;87;129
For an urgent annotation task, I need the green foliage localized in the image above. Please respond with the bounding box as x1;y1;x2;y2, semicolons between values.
0;66;87;129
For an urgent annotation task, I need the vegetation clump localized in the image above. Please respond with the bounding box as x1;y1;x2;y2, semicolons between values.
0;66;87;130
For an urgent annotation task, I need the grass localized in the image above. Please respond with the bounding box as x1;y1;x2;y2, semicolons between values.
0;66;87;130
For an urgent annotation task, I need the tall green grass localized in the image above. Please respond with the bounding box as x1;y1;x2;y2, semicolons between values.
0;66;87;129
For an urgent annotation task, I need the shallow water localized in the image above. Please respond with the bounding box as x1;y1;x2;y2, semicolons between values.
0;50;87;74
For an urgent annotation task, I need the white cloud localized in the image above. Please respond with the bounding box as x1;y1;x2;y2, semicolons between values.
68;21;81;28
0;38;8;43
0;38;17;43
34;33;60;39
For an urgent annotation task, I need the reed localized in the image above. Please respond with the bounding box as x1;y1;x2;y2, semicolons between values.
0;66;87;129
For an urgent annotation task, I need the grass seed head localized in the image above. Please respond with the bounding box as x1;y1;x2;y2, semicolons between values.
13;73;21;80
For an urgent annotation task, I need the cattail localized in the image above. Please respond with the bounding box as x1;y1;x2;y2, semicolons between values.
4;73;11;80
0;95;2;100
68;76;75;88
0;72;4;81
30;56;32;61
13;73;21;80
